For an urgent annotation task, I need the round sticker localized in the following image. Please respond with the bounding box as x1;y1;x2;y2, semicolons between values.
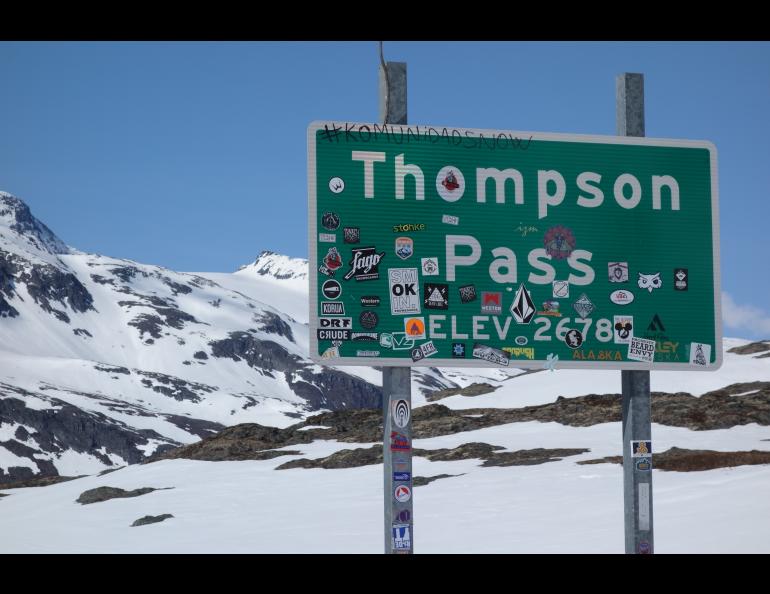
359;310;379;330
321;212;340;230
329;177;345;194
564;329;583;349
321;279;342;300
435;166;466;202
392;399;410;428
394;485;411;503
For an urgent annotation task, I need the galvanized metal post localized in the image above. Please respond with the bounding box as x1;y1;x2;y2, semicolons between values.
380;59;413;554
617;72;654;555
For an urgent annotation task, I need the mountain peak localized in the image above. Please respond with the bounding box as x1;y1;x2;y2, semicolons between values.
0;191;71;256
236;250;308;281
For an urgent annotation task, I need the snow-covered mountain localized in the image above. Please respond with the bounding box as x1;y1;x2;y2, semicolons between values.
0;192;385;483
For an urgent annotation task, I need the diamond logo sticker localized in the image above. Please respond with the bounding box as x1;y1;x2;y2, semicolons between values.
510;284;536;324
572;293;595;319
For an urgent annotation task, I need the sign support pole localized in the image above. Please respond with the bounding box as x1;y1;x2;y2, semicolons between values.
617;72;654;555
380;59;413;554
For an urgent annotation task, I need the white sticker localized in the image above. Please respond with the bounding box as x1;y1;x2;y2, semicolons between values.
689;342;711;366
628;336;656;362
392;399;410;428
319;233;336;243
638;483;650;531
613;315;634;345
441;214;459;225
552;280;569;299
421;257;440;276
420;340;438;358
389;268;421;315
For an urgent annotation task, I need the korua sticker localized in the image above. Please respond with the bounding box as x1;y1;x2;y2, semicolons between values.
421;257;439;276
343;247;385;281
674;268;688;291
403;317;426;341
613;315;634;344
395;236;414;260
319;247;343;277
638;272;662;293
424;283;449;310
543;225;576;260
628;336;656;362
690;342;711;366
608;262;629;283
552;280;569;298
572;294;595;319
511;284;536;324
389;268;420;315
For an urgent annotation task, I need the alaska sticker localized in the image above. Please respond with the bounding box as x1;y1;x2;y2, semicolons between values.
389;268;420;315
690;342;711;366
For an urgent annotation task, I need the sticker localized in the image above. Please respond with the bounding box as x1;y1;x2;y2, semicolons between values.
343;247;385;281
393;456;410;471
511;284;536;324
393;472;411;482
502;347;535;360
404;317;426;340
613;315;634;344
638;541;651;555
320;341;342;359
321;212;340;230
320;317;351;329
389;268;421;315
395;509;411;523
390;432;410;451
424;283;449;310
351;332;378;341
328;177;345;193
343;227;360;244
647;314;665;333
394;485;412;503
572;294;595;319
610;289;634;305
636;458;652;472
628;337;656;362
319;247;343;277
359;310;379;330
638;483;650;531
543;225;576;260
481;291;502;314
321;279;341;300
321;302;345;315
392;525;411;550
631;441;652;457
608;262;629;283
395;236;414;260
420;340;438;358
356;350;380;357
538;300;561;316
459;284;477;303
319;233;336;243
442;214;459;225
392;399;410;428
674;268;688;291
515;336;528;346
690;342;711;366
637;272;662;293
421;257;440;276
552;280;569;298
379;332;416;350
436;166;465;201
472;343;510;366
543;353;559;371
317;328;350;341
360;295;380;307
411;347;424;362
452;342;466;358
393;223;425;233
564;329;583;349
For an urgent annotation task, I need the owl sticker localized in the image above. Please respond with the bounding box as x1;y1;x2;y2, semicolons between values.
638;272;662;293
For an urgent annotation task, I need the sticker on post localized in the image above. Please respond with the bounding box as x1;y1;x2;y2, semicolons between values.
628;336;656;362
392;525;412;550
631;441;652;457
392;399;410;428
394;485;412;503
390;431;410;451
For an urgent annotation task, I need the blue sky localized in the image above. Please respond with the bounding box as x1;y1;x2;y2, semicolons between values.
1;41;769;338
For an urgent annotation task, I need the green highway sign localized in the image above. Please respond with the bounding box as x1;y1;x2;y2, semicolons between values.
308;121;721;370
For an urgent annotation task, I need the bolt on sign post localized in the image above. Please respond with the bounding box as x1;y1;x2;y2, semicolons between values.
308;126;721;371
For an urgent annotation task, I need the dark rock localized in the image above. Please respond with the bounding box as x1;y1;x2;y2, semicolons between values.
160;414;225;439
90;274;115;285
193;351;208;360
131;514;174;527
162;277;192;295
728;341;770;355
135;371;216;403
210;332;298;372
578;447;770;472
413;474;464;487
254;311;294;342
426;382;500;402
98;466;125;476
76;486;167;505
0;193;69;254
129;314;164;339
17;263;94;317
0;474;84;489
73;328;92;337
481;448;589;467
413;442;506;462
94;364;131;375
276;445;382;470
